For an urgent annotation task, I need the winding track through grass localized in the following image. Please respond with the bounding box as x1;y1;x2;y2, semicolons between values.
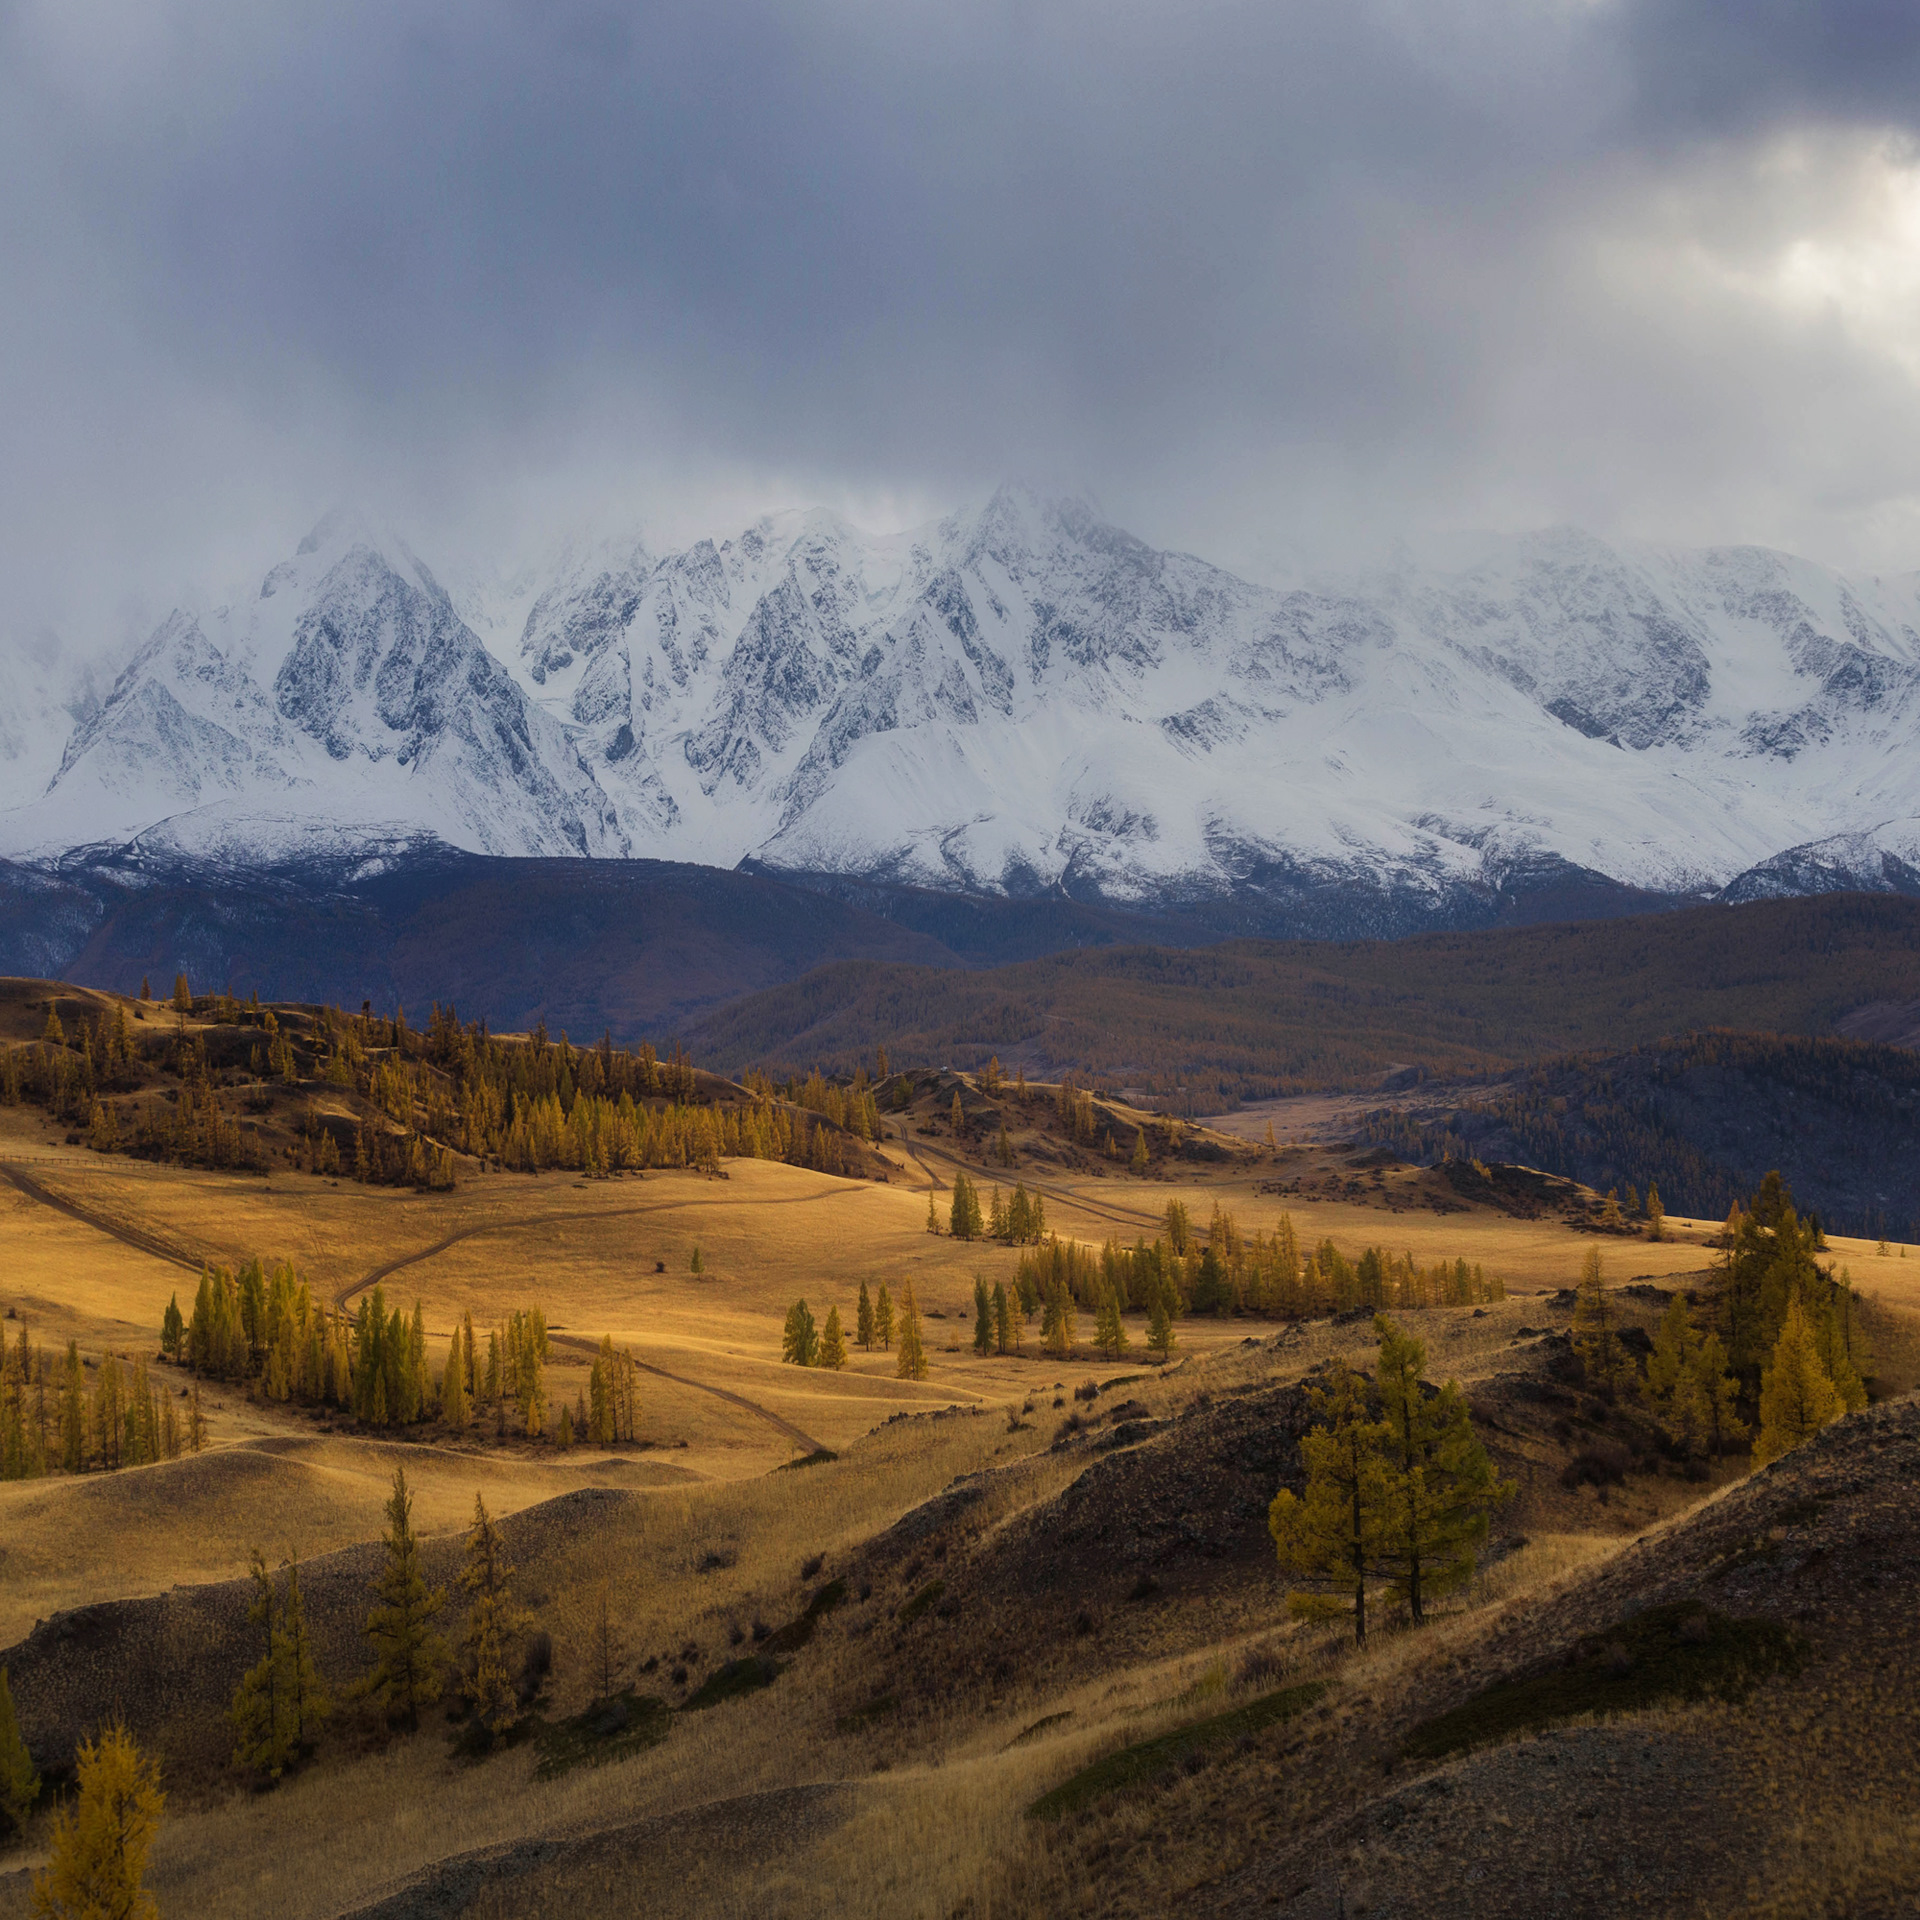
0;1159;204;1270
1;1159;836;1456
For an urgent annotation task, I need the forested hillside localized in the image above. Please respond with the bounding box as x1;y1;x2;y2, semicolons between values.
684;894;1920;1103
1355;1032;1920;1241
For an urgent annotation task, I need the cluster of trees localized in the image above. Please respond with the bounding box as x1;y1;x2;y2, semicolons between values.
222;1470;536;1797
6;985;885;1197
780;1299;849;1370
784;1280;928;1380
930;1176;1049;1244
167;1261;639;1446
1271;1316;1513;1643
968;1271;1166;1363
1569;1172;1869;1468
1008;1210;1503;1325
1;1319;204;1482
759;1067;884;1142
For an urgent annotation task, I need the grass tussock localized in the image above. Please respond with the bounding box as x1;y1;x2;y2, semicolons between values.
1026;1681;1326;1821
1401;1601;1808;1762
533;1690;671;1780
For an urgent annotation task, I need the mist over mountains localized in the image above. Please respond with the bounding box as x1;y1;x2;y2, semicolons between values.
5;489;1920;936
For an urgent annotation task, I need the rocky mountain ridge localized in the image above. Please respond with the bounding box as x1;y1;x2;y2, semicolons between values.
6;491;1920;930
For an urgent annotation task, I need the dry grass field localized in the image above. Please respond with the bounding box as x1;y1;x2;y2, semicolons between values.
3;1037;1918;1919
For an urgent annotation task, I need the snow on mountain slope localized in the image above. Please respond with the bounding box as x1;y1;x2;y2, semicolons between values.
7;489;1920;916
2;512;624;861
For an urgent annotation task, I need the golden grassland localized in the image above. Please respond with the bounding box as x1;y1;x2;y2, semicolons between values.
0;1295;1646;1920
3;1101;1919;1920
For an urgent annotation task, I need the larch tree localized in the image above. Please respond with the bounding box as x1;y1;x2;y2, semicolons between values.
441;1337;469;1429
949;1173;984;1242
895;1283;928;1382
0;1666;38;1836
1129;1131;1149;1176
818;1306;849;1371
782;1300;819;1367
1691;1331;1747;1456
1646;1185;1666;1242
59;1343;84;1473
1146;1292;1176;1362
1644;1294;1709;1456
1094;1288;1128;1360
281;1555;328;1755
1754;1298;1842;1467
993;1281;1017;1356
925;1194;941;1236
973;1278;994;1355
362;1466;449;1728
856;1280;875;1351
1041;1280;1075;1359
1269;1362;1392;1646
31;1724;163;1920
875;1286;894;1351
460;1495;527;1740
1372;1317;1512;1625
229;1547;293;1779
1571;1248;1629;1392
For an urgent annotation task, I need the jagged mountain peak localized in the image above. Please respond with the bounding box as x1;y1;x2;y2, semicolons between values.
6;498;1920;928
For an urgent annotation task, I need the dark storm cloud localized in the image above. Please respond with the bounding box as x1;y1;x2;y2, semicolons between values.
1620;0;1920;136
2;0;1920;649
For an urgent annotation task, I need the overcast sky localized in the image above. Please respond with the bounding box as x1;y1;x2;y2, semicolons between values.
5;0;1920;655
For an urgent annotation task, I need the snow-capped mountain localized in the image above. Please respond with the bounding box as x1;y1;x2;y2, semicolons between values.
1;512;624;862
8;489;1920;921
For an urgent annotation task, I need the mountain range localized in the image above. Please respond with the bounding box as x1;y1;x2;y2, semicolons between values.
5;490;1920;932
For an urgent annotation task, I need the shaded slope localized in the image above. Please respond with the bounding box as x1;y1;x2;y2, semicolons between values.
1199;1392;1920;1919
1355;1030;1920;1239
684;892;1920;1097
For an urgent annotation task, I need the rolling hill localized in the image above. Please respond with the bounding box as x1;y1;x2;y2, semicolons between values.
683;892;1920;1101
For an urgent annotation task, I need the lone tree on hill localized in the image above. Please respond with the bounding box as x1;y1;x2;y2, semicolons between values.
1269;1361;1392;1645
1754;1297;1842;1466
362;1467;448;1728
896;1282;928;1381
1372;1317;1511;1625
0;1666;38;1836
31;1724;163;1920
